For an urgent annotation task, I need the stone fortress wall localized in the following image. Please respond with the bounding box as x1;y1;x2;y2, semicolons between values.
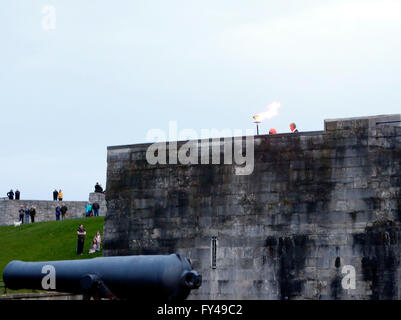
104;114;401;299
0;193;107;226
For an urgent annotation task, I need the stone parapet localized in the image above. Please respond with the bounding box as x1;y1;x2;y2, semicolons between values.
0;192;107;226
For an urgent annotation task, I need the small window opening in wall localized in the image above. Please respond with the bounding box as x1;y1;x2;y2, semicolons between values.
211;237;217;269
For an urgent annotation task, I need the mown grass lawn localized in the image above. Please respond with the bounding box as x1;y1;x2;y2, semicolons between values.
0;216;104;293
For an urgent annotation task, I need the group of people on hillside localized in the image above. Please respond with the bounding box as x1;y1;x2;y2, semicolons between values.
85;201;100;217
15;201;103;223
55;203;68;220
53;201;101;220
15;201;102;224
6;189;21;200
76;224;102;255
18;205;36;223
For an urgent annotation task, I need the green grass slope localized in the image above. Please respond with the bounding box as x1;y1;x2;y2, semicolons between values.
0;217;104;289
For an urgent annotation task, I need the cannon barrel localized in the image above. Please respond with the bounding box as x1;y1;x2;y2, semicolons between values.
3;254;201;300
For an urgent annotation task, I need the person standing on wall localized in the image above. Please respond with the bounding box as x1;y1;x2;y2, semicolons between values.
55;205;61;221
58;190;63;201
77;224;86;255
15;189;20;200
7;189;14;200
24;207;30;224
94;183;104;193
53;189;58;201
60;203;68;220
92;201;100;217
29;206;36;223
18;205;25;223
290;122;299;133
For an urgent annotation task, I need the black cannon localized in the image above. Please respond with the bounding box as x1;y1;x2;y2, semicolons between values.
3;254;201;300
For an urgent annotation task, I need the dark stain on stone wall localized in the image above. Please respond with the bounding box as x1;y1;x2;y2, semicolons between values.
330;274;343;300
198;165;216;194
168;190;189;216
353;220;400;299
335;257;341;269
397;191;401;222
265;234;312;299
331;257;342;300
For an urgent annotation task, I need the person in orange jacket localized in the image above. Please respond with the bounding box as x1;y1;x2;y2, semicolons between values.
58;190;63;201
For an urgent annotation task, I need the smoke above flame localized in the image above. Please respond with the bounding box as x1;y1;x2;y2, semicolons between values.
253;101;281;122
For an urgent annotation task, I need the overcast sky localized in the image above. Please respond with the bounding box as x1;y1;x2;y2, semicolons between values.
1;0;401;200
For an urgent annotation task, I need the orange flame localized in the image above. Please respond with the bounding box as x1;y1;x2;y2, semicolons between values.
253;101;281;122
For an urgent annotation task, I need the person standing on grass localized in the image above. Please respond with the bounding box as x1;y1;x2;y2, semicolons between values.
60;203;68;220
25;207;30;224
55;205;61;221
58;190;63;201
92;201;100;217
85;202;93;217
77;224;86;255
18;205;25;223
29;206;36;223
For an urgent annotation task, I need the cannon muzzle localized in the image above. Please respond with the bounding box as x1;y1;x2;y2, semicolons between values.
3;254;202;300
